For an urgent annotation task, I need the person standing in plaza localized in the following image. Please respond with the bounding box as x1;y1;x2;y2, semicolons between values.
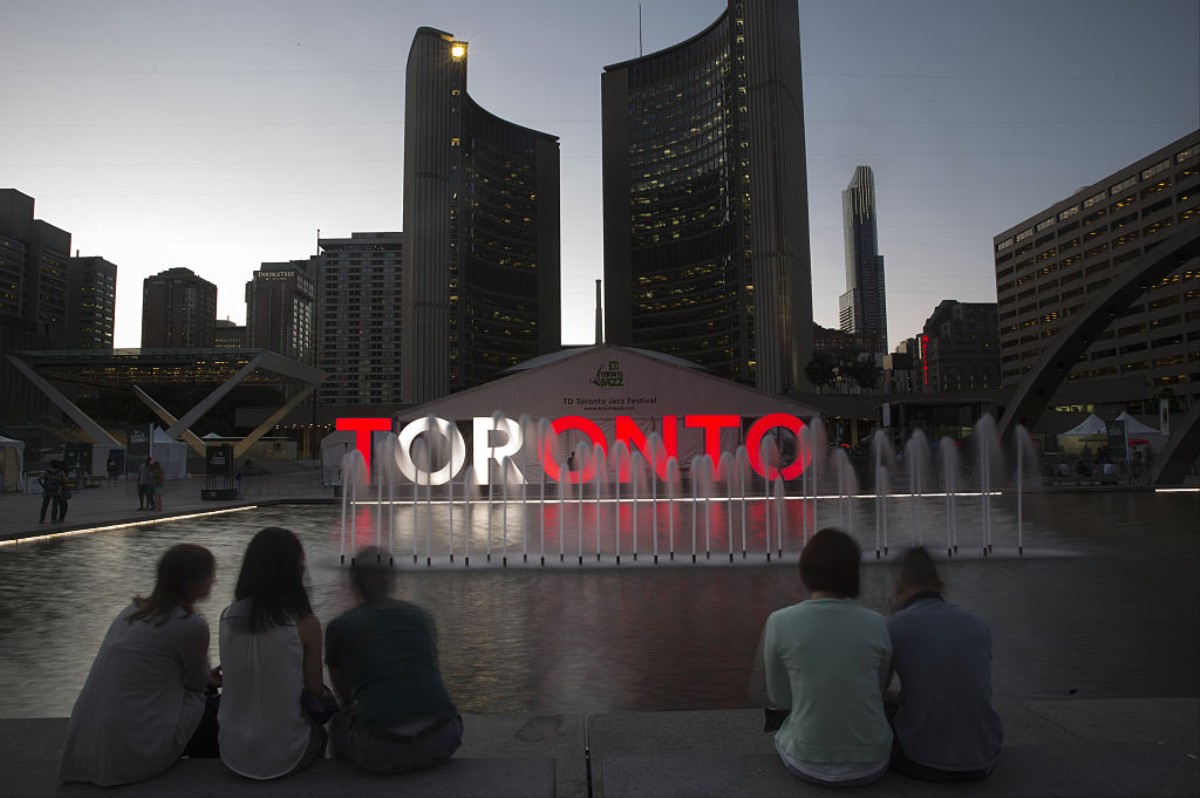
37;460;67;523
885;547;1003;782
137;456;153;511
151;460;165;511
324;547;462;773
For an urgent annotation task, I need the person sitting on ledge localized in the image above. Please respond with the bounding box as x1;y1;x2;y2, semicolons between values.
219;528;332;780
762;527;892;787
885;546;1003;782
59;544;221;786
325;547;462;774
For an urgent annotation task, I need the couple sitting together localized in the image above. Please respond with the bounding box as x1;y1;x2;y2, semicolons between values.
763;528;1004;786
59;530;459;786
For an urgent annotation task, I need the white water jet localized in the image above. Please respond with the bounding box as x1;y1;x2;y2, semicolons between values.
939;436;959;556
1014;424;1040;556
906;429;932;548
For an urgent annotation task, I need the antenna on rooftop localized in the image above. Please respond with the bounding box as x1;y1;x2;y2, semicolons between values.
638;3;643;57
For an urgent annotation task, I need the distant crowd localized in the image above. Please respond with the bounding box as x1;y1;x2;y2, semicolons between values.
59;526;1001;788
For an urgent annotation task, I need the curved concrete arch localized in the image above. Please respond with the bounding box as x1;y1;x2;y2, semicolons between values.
999;217;1200;443
1150;399;1200;485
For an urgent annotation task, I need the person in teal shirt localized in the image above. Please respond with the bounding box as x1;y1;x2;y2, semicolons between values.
763;527;892;786
325;548;462;773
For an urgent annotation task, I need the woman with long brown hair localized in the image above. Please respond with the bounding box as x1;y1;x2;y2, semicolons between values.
218;527;331;779
60;544;221;786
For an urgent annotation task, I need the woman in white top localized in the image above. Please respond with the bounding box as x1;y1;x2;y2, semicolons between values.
219;527;328;779
60;544;220;786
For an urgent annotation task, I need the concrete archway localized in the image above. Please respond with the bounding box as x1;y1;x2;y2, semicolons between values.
998;219;1200;457
1150;399;1200;486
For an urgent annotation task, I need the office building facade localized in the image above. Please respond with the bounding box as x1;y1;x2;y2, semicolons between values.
919;300;1000;393
402;28;561;404
141;267;217;349
838;165;887;351
67;255;117;350
246;261;315;363
213;319;247;349
994;130;1199;408
601;0;813;394
317;232;404;406
1;189;75;419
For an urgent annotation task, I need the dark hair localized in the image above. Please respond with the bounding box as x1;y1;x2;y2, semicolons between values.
897;546;943;593
129;544;215;625
234;527;313;632
350;547;393;604
799;527;861;598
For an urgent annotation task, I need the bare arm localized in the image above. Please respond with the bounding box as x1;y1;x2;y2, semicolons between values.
177;617;212;693
296;613;325;698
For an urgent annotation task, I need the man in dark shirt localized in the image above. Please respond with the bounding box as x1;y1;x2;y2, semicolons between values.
886;547;1003;782
325;548;462;773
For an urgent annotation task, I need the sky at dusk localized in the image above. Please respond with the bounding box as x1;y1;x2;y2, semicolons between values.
3;0;1198;353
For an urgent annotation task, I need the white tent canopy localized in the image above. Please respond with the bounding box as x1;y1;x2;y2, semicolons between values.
0;435;24;493
1115;411;1160;436
1060;413;1108;437
150;427;189;479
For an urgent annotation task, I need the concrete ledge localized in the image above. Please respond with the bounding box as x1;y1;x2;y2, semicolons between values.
0;757;555;798
600;745;1200;798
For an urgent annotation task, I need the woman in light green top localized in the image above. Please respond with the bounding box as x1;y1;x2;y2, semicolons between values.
763;527;892;786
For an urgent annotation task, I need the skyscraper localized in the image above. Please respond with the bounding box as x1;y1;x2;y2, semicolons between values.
838;165;887;351
317;231;404;406
0;188;74;418
246;260;315;363
140;267;217;349
401;28;562;404
601;0;813;394
67;255;117;350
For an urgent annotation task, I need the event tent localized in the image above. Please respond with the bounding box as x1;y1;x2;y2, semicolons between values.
1115;411;1167;452
1056;413;1109;454
150;427;189;479
0;435;23;493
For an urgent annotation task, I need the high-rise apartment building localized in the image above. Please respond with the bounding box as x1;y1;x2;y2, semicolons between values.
994;130;1199;407
1;189;75;419
919;300;1000;393
246;261;315;363
67;255;117;350
317;232;404;405
0;189;71;340
140;267;217;349
401;28;561;404
601;0;813;394
838;166;887;351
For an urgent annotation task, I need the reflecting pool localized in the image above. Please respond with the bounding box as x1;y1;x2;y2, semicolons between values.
0;491;1195;717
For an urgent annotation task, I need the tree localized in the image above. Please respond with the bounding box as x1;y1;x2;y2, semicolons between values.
805;352;838;390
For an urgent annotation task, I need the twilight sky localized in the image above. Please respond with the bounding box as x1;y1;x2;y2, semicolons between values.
3;0;1197;353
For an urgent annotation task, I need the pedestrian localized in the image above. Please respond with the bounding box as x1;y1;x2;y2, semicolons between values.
151;460;165;511
137;456;153;511
38;460;68;523
326;547;462;773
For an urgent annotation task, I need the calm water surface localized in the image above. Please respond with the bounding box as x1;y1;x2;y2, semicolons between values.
0;491;1195;717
